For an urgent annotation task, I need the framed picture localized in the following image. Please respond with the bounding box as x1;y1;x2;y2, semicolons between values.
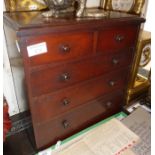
4;0;47;11
126;30;151;103
105;0;145;15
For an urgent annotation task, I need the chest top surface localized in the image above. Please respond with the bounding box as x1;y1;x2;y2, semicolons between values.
4;11;145;36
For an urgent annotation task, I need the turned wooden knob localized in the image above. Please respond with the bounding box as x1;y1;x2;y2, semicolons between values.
62;120;69;129
60;44;70;53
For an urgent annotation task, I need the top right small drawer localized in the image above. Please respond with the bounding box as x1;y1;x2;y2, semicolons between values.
97;25;139;52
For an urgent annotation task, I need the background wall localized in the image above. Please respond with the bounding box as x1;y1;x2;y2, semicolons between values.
3;0;151;116
144;0;151;31
3;31;20;115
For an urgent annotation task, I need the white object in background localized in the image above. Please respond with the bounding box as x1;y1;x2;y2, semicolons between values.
127;102;141;113
144;0;153;31
127;102;151;113
86;0;100;8
3;31;20;115
15;40;20;53
54;141;62;150
38;148;52;155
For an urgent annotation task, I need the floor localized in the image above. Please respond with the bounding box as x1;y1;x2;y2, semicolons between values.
4;128;37;155
3;111;38;155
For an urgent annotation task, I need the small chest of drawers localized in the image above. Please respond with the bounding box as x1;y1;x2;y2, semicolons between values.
4;11;145;150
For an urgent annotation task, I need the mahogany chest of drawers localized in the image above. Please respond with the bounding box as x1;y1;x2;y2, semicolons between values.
4;11;145;150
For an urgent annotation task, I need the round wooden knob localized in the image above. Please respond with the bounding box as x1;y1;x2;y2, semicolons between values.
115;35;124;42
112;58;119;65
60;44;70;53
109;81;115;86
60;73;70;81
62;120;69;129
106;101;112;108
62;98;70;106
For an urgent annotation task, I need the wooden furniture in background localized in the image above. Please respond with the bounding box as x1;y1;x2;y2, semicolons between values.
4;11;144;150
126;30;151;103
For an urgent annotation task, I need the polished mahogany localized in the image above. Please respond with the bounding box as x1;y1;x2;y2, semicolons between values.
4;11;145;150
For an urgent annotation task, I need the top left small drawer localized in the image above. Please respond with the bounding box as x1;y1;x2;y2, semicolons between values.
23;32;93;66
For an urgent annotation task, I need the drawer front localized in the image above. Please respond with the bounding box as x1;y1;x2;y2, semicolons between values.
33;92;123;149
25;32;93;66
30;50;133;96
31;68;128;124
97;25;138;52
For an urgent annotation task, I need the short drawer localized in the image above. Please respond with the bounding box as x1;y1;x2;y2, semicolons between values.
31;68;128;124
97;25;138;52
33;91;123;149
25;32;93;66
30;50;133;96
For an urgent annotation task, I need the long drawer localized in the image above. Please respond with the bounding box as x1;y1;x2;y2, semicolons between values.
31;67;128;124
25;32;93;67
33;91;123;149
30;50;133;96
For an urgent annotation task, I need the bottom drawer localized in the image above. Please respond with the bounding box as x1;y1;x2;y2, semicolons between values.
33;91;123;149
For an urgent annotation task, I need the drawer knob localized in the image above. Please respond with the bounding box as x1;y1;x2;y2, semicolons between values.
109;81;115;86
62;98;70;106
106;101;112;108
60;73;70;81
60;44;70;53
62;120;69;129
115;35;124;42
112;58;119;65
